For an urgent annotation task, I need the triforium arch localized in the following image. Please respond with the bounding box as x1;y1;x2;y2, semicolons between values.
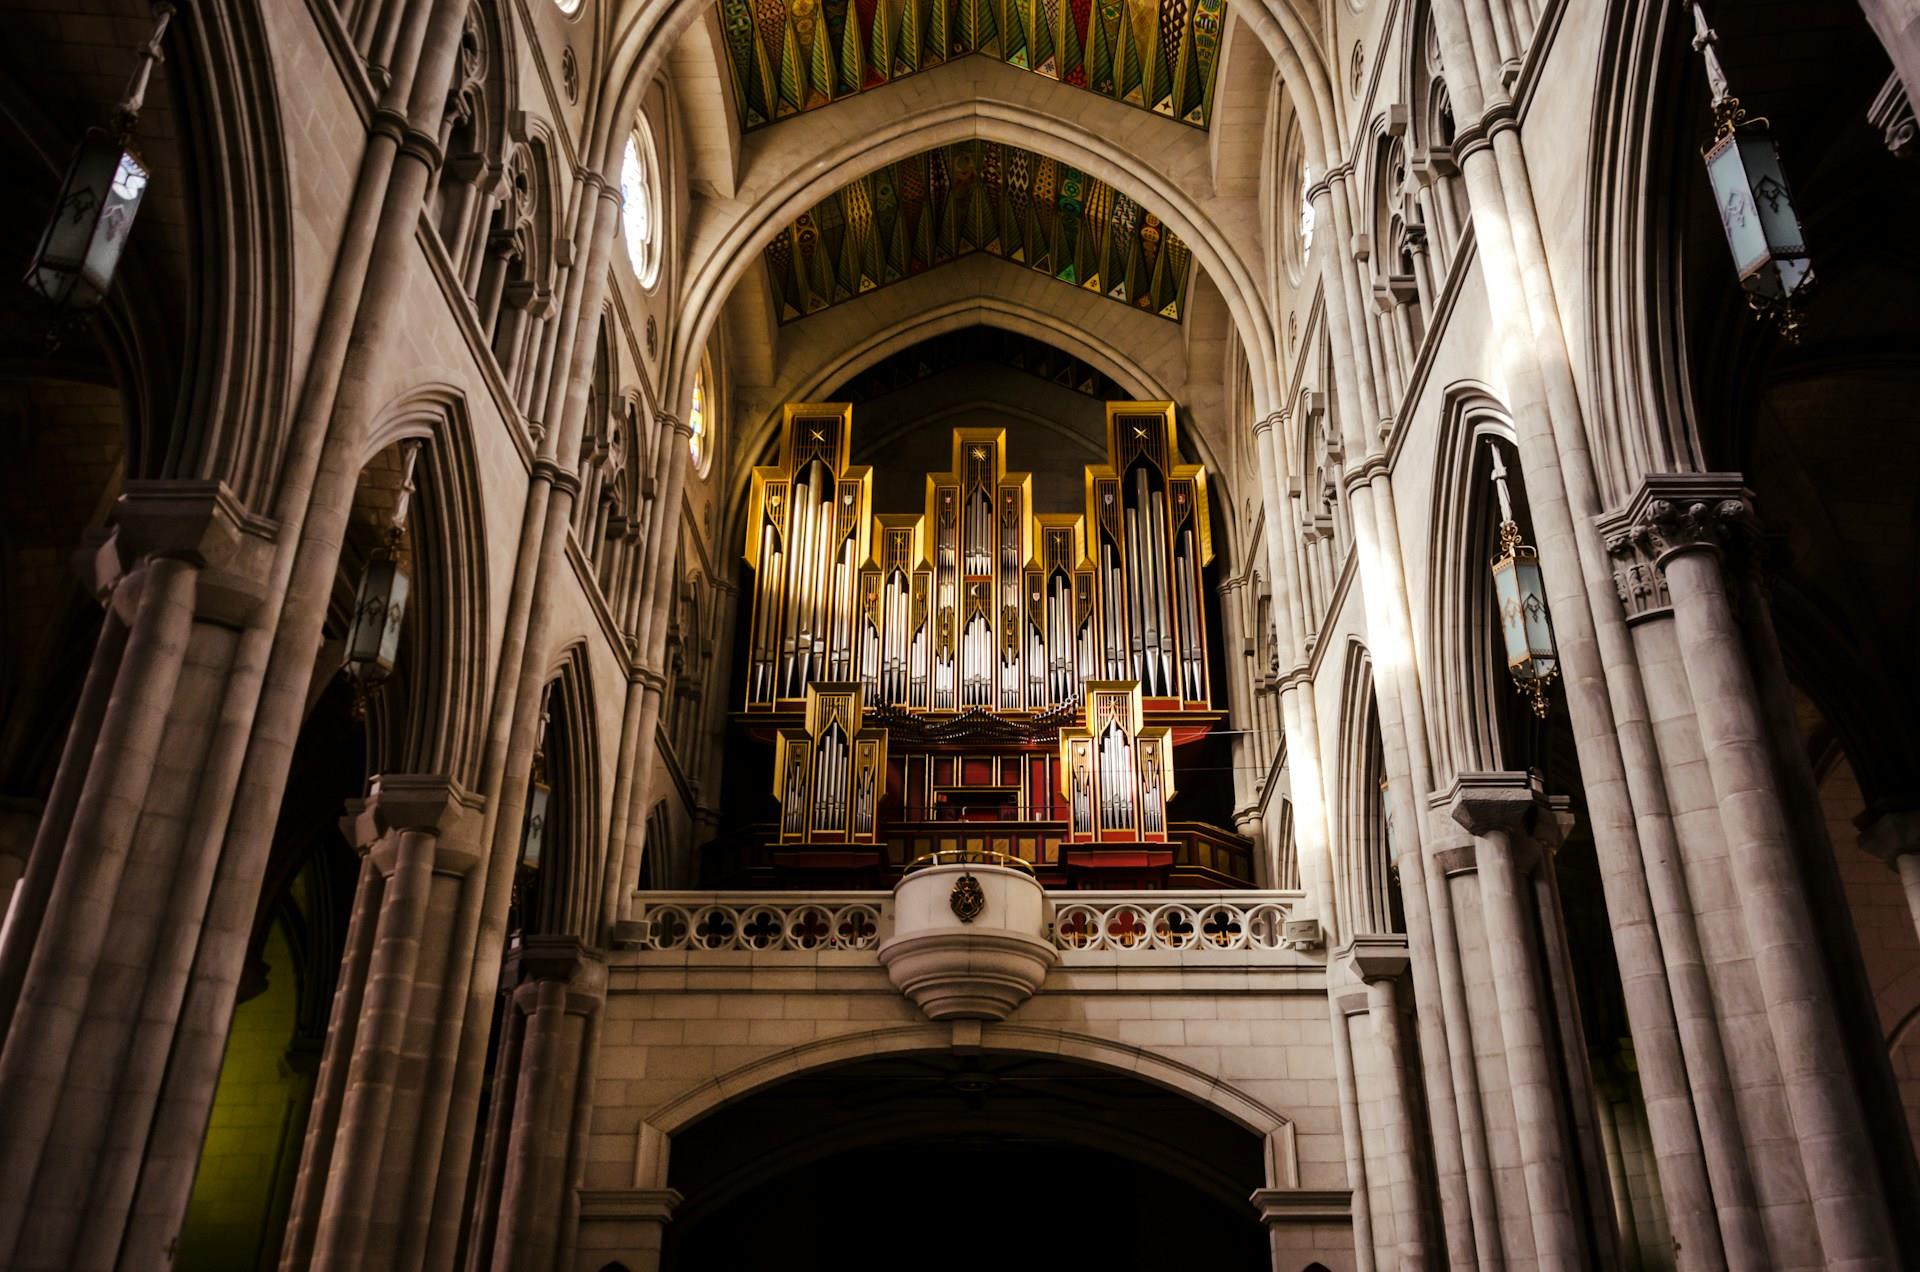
359;386;494;785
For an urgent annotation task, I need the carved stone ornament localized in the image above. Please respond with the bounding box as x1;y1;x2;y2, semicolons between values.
949;873;986;923
1601;474;1757;620
1603;528;1671;623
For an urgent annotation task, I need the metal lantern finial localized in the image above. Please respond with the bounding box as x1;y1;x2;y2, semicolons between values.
1487;444;1558;720
1691;3;1815;341
343;442;421;710
23;3;174;321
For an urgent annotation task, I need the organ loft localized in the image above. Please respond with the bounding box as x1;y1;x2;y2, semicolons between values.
725;400;1249;887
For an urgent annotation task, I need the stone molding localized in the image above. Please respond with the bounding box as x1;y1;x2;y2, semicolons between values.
576;1188;683;1223
657;410;690;439
1249;1187;1353;1225
1253;410;1286;436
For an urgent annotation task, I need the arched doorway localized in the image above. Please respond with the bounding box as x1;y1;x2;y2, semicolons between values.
662;1051;1270;1270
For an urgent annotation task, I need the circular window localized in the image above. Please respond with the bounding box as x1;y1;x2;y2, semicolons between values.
622;127;662;288
688;362;709;473
553;0;583;16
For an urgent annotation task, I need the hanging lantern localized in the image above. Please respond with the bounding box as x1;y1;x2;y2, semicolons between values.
343;443;420;704
1691;4;1814;340
23;4;173;316
1487;444;1557;719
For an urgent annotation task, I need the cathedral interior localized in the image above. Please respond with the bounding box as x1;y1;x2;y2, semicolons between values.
0;0;1918;1268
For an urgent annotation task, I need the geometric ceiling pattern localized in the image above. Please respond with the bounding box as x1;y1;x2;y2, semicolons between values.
717;0;1227;131
832;325;1131;402
763;140;1193;323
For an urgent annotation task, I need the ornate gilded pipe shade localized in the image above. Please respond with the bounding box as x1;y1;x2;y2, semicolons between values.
717;0;1227;132
764;140;1193;323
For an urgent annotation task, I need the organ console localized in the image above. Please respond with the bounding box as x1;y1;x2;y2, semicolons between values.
735;400;1242;887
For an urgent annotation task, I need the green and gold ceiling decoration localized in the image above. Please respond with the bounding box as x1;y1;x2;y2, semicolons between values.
717;0;1227;131
763;140;1193;324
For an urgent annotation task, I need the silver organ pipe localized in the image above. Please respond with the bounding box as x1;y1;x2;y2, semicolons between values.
934;496;956;709
909;573;930;708
1176;524;1204;701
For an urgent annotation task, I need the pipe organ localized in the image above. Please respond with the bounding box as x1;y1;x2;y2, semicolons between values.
744;401;1213;714
772;684;889;843
739;400;1238;886
1059;682;1176;842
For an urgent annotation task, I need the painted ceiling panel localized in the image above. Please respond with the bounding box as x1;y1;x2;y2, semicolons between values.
716;0;1226;131
763;140;1193;324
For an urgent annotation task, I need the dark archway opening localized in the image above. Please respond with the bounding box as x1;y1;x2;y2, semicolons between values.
663;1052;1269;1272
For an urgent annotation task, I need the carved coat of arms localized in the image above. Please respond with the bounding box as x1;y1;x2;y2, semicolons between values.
949;873;986;923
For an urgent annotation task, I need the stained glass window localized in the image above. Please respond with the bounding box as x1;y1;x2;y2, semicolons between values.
688;363;708;470
622;129;660;288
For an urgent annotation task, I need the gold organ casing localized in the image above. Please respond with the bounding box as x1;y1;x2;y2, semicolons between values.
743;401;1212;715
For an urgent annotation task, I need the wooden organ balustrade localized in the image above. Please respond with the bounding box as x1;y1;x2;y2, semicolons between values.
732;401;1248;889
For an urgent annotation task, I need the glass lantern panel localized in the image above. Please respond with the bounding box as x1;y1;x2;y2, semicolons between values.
1513;555;1557;681
1705;132;1770;282
1736;131;1806;258
522;782;551;869
82;149;148;296
1491;555;1534;673
346;555;409;676
27;135;129;308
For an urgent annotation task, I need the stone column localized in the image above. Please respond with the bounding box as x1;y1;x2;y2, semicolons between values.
1417;805;1504;1272
577;1124;680;1272
1447;773;1591;1269
1347;935;1442;1270
471;936;606;1272
0;481;261;1272
308;776;481;1271
1623;479;1899;1268
1329;988;1380;1272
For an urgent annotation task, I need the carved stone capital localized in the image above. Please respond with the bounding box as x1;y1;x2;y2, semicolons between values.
657;410;691;439
1342;933;1411;985
1858;806;1920;868
358;775;484;877
111;481;276;627
1252;410;1286;436
1610;473;1756;567
506;934;608;1015
1444;770;1546;837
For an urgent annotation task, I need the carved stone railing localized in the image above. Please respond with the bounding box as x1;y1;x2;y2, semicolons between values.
1049;891;1301;953
625;893;887;952
620;889;1306;958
